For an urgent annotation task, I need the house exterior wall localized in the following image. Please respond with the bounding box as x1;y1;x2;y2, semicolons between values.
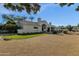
17;20;52;34
17;24;42;33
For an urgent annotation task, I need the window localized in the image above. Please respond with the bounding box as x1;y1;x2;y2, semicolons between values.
34;27;38;29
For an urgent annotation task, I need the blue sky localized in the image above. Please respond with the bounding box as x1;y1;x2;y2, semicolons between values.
0;3;79;26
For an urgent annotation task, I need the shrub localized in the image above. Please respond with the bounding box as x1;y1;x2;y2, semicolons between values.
63;30;68;34
52;30;59;34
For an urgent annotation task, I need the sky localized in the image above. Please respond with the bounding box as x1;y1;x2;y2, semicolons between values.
0;3;79;26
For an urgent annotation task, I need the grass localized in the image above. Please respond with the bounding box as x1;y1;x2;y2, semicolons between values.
1;34;47;40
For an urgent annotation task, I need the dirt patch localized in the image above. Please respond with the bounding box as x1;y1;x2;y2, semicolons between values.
0;34;79;55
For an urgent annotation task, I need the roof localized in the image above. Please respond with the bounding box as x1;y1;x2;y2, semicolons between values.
17;20;41;26
16;20;51;27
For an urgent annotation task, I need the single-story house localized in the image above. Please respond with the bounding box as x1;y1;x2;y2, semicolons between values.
16;19;53;34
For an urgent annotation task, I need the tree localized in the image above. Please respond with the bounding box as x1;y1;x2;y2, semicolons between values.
59;3;74;7
51;25;56;32
66;25;73;31
2;14;26;33
59;3;79;11
4;20;19;33
3;3;79;14
77;24;79;27
2;14;14;23
3;3;40;14
2;3;79;15
2;14;27;22
60;26;65;29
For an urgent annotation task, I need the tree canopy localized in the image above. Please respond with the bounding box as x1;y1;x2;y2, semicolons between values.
3;3;40;14
3;3;79;15
59;3;79;11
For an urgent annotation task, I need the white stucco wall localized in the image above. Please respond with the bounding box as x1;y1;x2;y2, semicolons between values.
17;20;52;34
17;24;42;33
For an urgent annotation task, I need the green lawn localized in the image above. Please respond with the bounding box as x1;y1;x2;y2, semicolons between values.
1;34;47;40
